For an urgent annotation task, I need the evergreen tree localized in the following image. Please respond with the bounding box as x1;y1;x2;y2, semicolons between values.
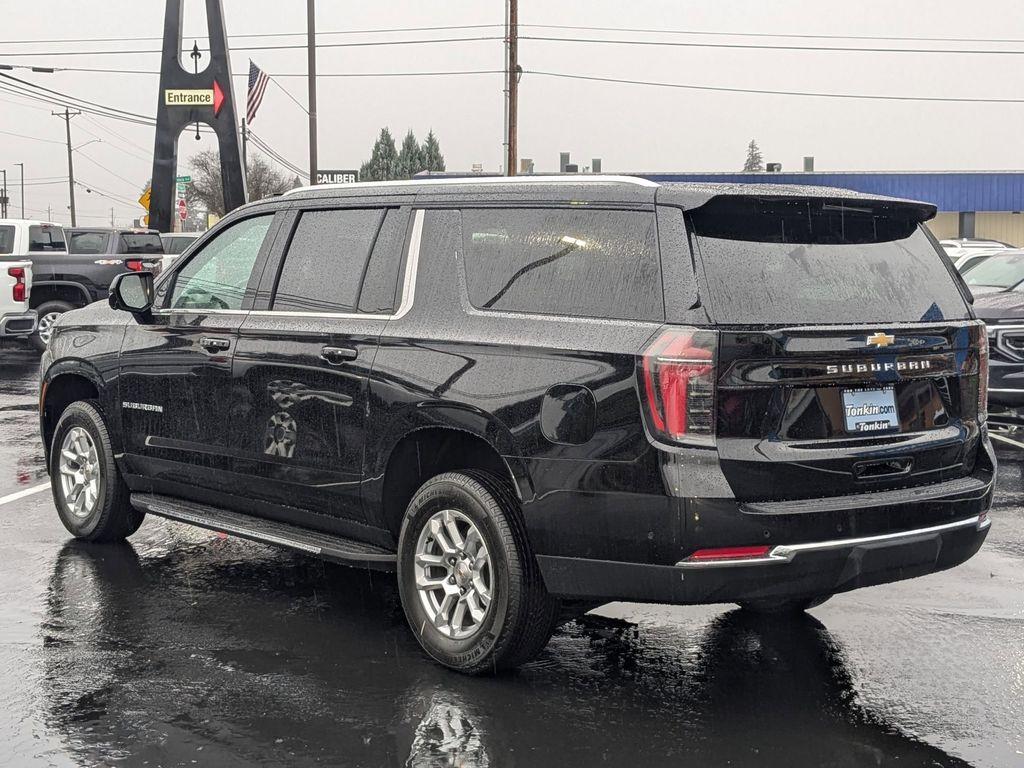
361;127;399;181
742;139;764;172
396;130;424;178
421;129;446;172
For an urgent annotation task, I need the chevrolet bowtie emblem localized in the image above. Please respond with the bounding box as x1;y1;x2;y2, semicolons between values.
866;332;895;348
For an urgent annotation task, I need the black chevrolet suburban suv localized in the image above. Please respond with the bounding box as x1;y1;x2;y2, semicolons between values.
39;176;994;673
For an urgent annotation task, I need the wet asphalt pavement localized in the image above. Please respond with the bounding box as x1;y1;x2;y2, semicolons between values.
0;345;1021;768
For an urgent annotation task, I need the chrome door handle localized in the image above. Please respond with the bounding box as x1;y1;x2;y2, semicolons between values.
321;346;358;365
200;337;231;352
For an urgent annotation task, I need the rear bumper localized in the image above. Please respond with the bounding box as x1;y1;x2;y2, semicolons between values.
0;310;37;337
538;513;990;605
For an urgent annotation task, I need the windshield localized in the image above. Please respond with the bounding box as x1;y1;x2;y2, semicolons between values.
0;226;13;254
688;197;970;325
964;251;1024;289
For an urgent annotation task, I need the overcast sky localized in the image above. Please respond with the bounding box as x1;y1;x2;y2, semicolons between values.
0;0;1022;226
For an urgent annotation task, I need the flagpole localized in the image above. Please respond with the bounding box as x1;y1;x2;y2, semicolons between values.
241;117;248;186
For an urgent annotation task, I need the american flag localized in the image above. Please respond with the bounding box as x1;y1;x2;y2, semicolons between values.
246;60;269;124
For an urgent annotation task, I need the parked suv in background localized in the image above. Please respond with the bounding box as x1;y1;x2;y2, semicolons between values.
961;250;1024;427
38;177;993;673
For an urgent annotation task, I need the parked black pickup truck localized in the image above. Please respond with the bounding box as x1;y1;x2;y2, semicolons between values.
9;226;163;350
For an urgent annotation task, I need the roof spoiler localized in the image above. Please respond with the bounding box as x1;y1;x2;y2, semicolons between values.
656;186;937;222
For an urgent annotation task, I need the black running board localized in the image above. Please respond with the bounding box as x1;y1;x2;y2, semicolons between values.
131;493;397;571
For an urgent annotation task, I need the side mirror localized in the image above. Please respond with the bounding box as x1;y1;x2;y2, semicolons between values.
109;271;155;316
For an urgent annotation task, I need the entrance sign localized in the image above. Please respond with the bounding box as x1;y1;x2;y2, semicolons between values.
164;89;214;106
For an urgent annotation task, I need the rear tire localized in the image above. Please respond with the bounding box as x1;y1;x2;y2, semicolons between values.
50;400;144;542
737;594;831;614
397;470;558;674
30;299;74;351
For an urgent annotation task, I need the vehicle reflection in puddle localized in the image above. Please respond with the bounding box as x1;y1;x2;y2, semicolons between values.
40;534;972;768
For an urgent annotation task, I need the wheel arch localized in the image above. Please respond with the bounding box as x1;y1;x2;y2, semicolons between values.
30;281;92;309
371;415;531;540
40;362;108;467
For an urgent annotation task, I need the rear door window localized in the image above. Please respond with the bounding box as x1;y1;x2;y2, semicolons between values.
688;197;970;325
272;207;403;314
28;225;66;252
460;208;663;322
68;231;111;254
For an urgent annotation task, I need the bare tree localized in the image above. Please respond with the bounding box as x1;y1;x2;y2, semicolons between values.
186;150;294;216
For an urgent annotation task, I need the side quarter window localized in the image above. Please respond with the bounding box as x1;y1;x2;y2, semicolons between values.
460;207;664;322
167;215;274;311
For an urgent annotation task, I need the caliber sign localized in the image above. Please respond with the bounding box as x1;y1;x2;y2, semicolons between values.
315;169;359;185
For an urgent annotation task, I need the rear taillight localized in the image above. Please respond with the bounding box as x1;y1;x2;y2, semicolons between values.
126;259;143;272
639;328;718;446
978;329;989;424
7;267;26;303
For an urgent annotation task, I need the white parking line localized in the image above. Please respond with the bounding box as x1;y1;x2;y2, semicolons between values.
990;432;1024;450
0;483;50;507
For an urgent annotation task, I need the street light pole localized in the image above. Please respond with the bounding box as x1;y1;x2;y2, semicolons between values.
15;162;24;218
306;0;318;184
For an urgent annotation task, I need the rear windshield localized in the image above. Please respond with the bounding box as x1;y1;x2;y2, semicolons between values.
68;231;111;254
0;226;13;254
687;197;969;325
28;225;66;252
119;233;164;254
161;235;197;254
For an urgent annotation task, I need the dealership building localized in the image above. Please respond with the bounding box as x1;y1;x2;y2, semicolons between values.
642;171;1024;246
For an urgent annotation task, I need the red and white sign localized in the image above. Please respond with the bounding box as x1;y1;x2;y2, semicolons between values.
177;198;187;221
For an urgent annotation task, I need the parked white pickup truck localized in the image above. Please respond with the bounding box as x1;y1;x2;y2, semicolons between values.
0;259;35;340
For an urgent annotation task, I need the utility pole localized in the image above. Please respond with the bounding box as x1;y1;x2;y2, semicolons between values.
15;163;24;218
306;0;318;184
1;169;7;218
110;207;115;227
53;107;81;226
505;0;518;177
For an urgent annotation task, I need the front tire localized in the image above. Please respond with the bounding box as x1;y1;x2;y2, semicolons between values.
30;299;75;351
50;401;144;542
397;470;558;674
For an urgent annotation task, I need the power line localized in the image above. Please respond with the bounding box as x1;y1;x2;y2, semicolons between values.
1;65;506;79
527;69;1024;104
521;23;1024;46
0;126;63;144
0;35;504;58
0;24;504;45
519;35;1024;56
4;22;1024;46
